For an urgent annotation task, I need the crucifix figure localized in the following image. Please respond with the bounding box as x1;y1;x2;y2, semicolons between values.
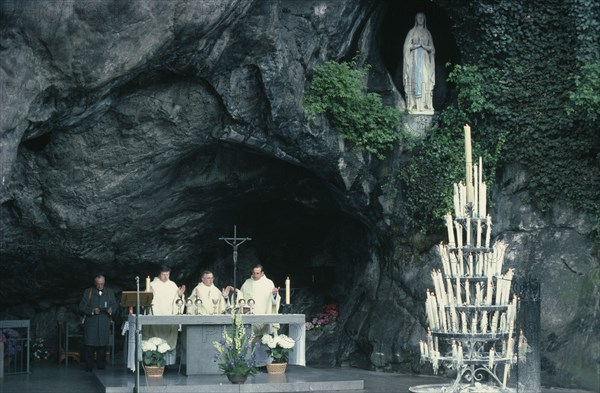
218;225;251;294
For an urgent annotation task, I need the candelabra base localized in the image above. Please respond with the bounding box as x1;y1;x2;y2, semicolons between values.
409;383;515;393
408;382;516;393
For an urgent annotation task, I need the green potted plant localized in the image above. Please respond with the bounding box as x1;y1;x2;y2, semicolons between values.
261;331;295;374
213;308;258;384
141;337;170;377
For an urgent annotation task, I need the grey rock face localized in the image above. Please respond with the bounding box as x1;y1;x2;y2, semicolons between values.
0;1;596;390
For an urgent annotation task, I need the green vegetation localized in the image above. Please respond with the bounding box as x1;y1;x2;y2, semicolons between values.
398;64;507;233
400;0;599;234
567;62;600;124
303;2;598;238
303;59;411;159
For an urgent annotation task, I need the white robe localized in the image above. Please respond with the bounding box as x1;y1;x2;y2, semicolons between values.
143;277;180;365
240;274;280;316
240;274;281;365
189;282;226;315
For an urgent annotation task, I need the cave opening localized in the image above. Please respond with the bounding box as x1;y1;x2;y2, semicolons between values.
155;143;371;302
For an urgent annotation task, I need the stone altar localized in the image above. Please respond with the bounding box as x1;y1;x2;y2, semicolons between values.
128;314;306;375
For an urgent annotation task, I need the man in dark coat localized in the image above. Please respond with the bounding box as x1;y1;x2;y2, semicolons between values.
78;274;117;371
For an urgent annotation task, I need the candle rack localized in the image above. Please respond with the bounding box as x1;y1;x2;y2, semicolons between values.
414;127;517;393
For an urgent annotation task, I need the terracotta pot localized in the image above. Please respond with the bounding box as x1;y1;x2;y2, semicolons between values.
144;365;165;377
266;362;287;374
227;374;248;384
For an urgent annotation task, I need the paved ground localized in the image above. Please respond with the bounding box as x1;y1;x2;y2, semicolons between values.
0;359;595;393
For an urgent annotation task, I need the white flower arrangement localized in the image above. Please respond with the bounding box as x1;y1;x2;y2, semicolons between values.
141;337;171;367
261;332;295;363
32;337;50;360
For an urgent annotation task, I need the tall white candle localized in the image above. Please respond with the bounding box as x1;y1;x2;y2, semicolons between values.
453;183;461;218
476;219;482;249
145;276;151;292
440;244;451;276
464;124;474;204
486;274;493;305
481;310;488;333
426;291;434;327
479;156;483;183
503;364;510;388
466;215;471;246
446;277;455;306
465;279;471;305
495;275;504;305
438;270;448;306
503;269;514;304
432;272;442;306
485;215;492;248
455;276;462;305
491;312;498;335
459;182;466;218
449;251;458;276
285;277;291;304
446;214;455;247
441;304;448;333
489;347;495;369
473;163;479;217
478;158;483;217
468;253;474;277
450;304;458;331
507;336;514;360
427;328;433;351
431;294;439;330
455;222;463;249
480;182;487;218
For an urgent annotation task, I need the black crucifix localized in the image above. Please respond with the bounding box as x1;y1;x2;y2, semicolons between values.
218;225;251;292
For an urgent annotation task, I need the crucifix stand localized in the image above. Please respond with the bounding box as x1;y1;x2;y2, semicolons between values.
219;225;251;300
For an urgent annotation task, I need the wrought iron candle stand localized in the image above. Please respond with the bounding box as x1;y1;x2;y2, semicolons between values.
413;134;518;393
416;202;518;392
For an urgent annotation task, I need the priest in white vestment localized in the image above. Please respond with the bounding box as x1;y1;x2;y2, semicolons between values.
144;266;186;365
189;270;234;315
239;264;281;366
240;264;281;329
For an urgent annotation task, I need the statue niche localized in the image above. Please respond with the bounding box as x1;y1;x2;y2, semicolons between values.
403;12;435;114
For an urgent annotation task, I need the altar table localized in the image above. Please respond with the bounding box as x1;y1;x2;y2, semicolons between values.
128;314;306;375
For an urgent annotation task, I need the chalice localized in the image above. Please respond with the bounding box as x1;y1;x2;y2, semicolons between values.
211;298;219;315
175;298;184;315
185;298;193;315
194;298;202;315
247;298;255;314
238;298;246;314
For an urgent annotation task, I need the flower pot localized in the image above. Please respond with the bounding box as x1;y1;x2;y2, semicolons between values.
144;365;165;377
266;362;287;374
227;374;248;384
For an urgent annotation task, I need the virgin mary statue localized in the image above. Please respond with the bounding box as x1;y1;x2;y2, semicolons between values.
403;12;435;114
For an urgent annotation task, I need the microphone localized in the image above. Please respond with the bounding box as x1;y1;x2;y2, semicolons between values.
135;276;139;283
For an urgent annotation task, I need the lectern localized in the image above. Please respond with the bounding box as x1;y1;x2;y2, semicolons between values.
120;291;153;310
